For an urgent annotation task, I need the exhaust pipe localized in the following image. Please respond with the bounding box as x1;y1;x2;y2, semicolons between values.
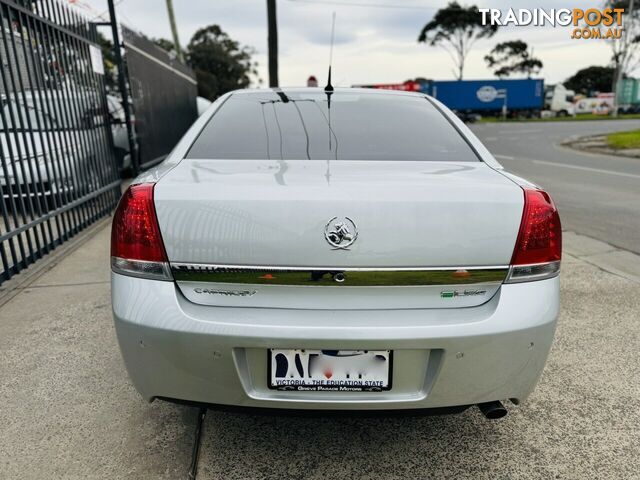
477;401;507;420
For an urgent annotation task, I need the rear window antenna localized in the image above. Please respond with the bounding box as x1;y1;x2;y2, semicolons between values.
324;12;336;93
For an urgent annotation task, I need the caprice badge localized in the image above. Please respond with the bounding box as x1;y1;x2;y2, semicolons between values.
324;216;358;250
194;288;257;297
441;289;487;298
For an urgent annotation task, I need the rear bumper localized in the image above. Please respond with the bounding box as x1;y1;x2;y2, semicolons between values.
112;273;559;410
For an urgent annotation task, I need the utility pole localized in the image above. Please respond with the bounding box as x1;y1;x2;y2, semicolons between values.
267;0;279;87
165;0;184;63
107;0;138;174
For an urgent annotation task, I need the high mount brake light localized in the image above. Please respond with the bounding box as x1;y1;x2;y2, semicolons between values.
110;183;172;281
506;187;562;283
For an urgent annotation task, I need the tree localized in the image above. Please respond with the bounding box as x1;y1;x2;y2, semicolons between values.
564;66;615;96
418;2;498;80
484;40;542;78
152;38;176;55
404;77;430;84
186;25;259;100
97;33;117;93
607;0;640;113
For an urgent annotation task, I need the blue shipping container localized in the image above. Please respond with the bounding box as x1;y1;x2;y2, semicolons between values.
428;79;544;112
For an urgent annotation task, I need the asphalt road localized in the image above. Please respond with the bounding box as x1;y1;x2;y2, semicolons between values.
470;120;640;255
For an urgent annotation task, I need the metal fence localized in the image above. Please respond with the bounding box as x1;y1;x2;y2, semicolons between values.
122;26;198;170
0;0;121;285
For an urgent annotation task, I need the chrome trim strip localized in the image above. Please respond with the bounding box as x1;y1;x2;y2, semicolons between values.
170;262;510;272
170;263;509;287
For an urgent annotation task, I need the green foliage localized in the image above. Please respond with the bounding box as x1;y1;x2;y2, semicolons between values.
152;38;176;54
151;27;259;100
484;40;542;78
606;0;640;91
97;33;117;93
564;66;615;95
186;25;259;100
606;129;640;149
418;2;498;80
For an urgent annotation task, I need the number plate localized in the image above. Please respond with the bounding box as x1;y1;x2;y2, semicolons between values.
268;349;392;392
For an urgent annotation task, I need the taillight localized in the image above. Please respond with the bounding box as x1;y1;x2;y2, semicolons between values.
506;187;562;283
110;183;172;281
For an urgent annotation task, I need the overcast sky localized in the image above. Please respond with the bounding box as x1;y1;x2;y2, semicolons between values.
76;0;621;87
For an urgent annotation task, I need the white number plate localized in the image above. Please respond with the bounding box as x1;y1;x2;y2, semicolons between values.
268;349;392;392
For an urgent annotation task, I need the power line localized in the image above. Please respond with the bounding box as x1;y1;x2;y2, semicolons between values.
71;0;127;21
285;0;437;10
80;0;142;36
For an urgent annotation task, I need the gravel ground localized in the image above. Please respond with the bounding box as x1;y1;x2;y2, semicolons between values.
0;225;638;479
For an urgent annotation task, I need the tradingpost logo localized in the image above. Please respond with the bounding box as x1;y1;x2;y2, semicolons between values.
479;8;625;40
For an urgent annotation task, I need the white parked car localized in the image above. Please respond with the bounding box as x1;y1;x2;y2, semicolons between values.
111;88;561;419
1;91;111;206
196;96;213;116
106;94;134;173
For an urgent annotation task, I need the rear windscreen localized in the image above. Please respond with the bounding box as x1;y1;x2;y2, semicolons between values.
186;91;479;162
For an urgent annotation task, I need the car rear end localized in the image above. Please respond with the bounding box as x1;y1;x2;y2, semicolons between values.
111;89;561;415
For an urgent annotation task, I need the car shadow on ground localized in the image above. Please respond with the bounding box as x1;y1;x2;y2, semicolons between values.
190;405;547;480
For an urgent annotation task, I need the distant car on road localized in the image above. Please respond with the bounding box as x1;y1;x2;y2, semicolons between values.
111;88;561;419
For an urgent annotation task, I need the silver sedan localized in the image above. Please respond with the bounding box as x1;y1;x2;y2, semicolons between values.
111;88;561;419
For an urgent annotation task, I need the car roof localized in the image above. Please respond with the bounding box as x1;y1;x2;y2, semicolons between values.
230;87;428;99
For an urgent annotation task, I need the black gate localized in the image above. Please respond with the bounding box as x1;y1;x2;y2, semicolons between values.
122;26;198;170
0;0;121;285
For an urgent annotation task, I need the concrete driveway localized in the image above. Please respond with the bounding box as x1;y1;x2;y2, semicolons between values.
1;222;639;479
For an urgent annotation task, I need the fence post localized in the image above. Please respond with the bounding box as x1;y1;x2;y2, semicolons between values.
106;0;138;175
